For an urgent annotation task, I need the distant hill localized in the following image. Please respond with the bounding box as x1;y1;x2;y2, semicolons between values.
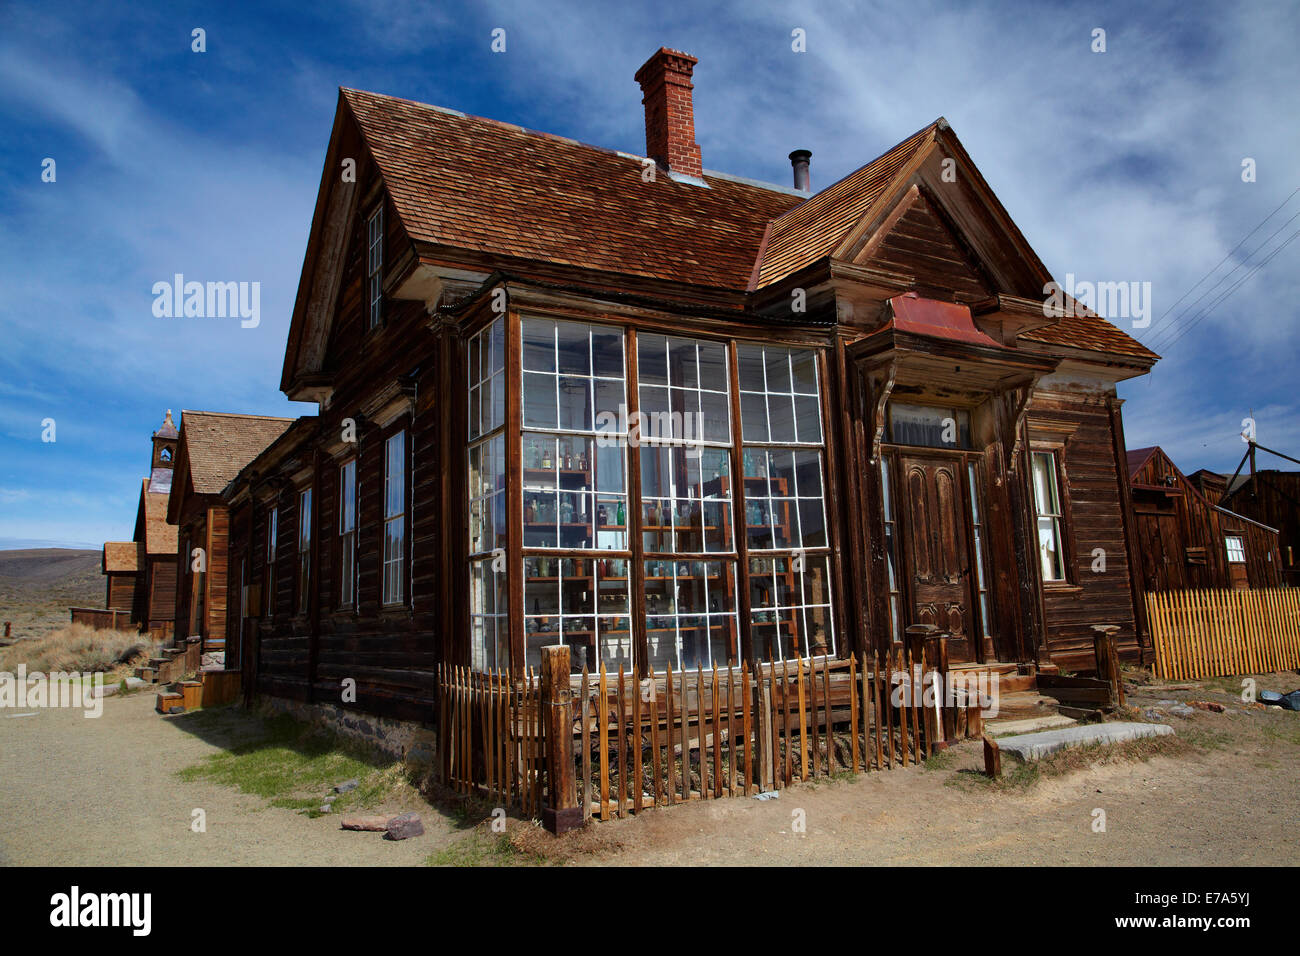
0;549;105;643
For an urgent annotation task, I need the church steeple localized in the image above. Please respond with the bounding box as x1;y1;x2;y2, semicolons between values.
149;409;178;490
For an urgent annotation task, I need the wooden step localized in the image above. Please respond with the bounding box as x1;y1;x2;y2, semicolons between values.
985;691;1060;723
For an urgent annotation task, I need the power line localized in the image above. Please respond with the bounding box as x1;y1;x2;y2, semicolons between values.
1141;185;1300;345
1157;224;1300;354
1147;204;1300;352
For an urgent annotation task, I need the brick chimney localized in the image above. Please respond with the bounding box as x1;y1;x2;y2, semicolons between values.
634;47;703;180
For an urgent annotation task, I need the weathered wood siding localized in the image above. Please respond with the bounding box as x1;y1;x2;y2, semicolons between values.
1132;448;1281;592
1028;392;1141;671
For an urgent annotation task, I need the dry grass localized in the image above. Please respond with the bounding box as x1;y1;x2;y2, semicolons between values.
0;623;157;674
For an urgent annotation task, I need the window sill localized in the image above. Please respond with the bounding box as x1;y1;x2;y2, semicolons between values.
1042;582;1083;594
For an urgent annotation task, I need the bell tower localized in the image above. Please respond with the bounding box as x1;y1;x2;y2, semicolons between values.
150;409;179;491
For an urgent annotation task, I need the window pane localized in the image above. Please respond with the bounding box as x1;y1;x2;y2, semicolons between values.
740;391;768;442
591;328;623;378
557;376;593;431
737;346;766;392
637;333;668;385
555;321;591;376
767;393;796;443
522;319;556;372
697;342;727;389
791;349;818;394
764;349;791;394
523;372;558;429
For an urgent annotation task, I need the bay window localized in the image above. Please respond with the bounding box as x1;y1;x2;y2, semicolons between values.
470;313;835;674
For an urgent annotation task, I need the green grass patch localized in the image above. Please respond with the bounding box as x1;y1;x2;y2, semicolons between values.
425;830;548;867
176;714;404;814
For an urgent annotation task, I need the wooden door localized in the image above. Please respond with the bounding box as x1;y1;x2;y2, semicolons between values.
899;455;975;662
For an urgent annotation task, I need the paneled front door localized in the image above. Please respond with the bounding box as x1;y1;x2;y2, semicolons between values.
898;454;976;662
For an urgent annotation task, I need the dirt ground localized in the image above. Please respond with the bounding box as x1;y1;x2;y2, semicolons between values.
2;672;1297;866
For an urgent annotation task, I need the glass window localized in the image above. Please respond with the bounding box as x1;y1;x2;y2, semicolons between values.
1225;536;1246;564
1031;451;1066;582
383;431;406;605
265;506;277;622
738;344;834;659
522;318;628;552
749;554;833;662
888;402;970;449
367;206;383;329
524;555;632;672
967;462;992;637
470;557;508;672
643;558;737;671
339;459;356;608
297;487;312;615
880;459;902;644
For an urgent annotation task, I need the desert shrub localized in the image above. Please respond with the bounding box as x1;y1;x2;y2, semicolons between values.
0;623;157;674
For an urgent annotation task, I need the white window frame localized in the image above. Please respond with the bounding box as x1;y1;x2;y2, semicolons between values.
297;487;312;616
265;506;278;622
1225;535;1246;564
383;430;407;606
1031;450;1066;583
339;459;357;608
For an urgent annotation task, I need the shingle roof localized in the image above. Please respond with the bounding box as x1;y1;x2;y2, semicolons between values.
1023;313;1159;361
341;87;801;291
338;87;1155;364
139;480;177;555
103;541;142;573
179;411;295;495
754;122;938;288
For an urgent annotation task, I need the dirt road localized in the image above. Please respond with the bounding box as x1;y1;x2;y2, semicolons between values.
0;693;455;866
2;677;1297;866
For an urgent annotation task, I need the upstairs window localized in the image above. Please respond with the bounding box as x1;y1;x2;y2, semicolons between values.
339;459;357;608
367;206;384;329
383;430;407;605
1225;535;1246;564
1031;451;1066;582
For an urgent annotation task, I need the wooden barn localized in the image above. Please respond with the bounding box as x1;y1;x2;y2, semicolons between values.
1223;469;1300;586
223;47;1160;726
168;410;293;660
1127;446;1282;592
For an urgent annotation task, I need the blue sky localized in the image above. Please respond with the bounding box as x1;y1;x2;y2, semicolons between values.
1;0;1298;549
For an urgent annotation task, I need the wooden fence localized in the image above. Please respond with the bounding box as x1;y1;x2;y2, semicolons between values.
437;643;987;826
1146;588;1300;680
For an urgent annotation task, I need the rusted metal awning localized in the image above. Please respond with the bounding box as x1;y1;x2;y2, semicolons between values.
887;292;1000;348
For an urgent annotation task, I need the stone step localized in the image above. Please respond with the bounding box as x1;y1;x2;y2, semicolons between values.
994;721;1173;762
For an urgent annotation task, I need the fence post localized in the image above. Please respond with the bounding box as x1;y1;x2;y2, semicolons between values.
1091;624;1124;708
540;645;583;835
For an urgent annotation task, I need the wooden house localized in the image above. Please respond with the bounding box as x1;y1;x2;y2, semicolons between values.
168;410;293;659
1222;469;1300;586
224;47;1160;725
101;541;142;616
1127;446;1281;591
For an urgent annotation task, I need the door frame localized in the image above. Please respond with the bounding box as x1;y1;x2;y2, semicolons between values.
881;443;994;664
